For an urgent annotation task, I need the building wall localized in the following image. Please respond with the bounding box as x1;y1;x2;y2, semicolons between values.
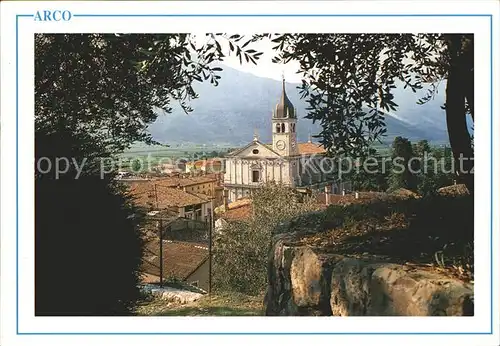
179;200;212;221
184;182;215;197
177;207;185;218
186;259;209;292
225;157;295;202
214;188;224;207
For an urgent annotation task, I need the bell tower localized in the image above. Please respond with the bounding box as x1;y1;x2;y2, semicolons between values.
272;77;297;156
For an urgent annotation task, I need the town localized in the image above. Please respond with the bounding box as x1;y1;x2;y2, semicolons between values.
119;80;353;293
33;33;475;318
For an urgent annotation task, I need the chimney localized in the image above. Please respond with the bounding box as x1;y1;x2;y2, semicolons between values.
324;185;330;206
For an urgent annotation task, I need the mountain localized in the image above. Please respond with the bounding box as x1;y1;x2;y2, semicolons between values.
148;66;449;146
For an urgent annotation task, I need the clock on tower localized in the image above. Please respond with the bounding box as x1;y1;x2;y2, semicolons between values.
272;77;298;156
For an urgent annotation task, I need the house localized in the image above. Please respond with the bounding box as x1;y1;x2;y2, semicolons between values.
127;181;214;222
214;199;253;233
223;78;343;203
141;240;209;291
157;163;184;175
154;175;219;199
185;158;224;174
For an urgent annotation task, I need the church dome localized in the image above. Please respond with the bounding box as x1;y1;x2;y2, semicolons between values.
274;78;296;119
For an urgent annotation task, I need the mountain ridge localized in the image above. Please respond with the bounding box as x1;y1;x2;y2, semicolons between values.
148;65;449;146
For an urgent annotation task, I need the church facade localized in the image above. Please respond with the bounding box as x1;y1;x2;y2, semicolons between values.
223;79;346;203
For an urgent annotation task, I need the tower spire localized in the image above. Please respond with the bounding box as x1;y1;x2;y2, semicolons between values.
274;71;295;119
281;71;286;94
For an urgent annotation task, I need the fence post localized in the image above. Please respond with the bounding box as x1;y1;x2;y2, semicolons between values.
208;199;214;295
159;219;163;288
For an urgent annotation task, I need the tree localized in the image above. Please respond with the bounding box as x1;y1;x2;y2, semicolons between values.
347;148;389;192
35;34;261;315
36;34;261;154
387;137;418;192
35;129;146;315
432;145;456;188
259;34;474;193
413;140;436;196
213;183;319;295
413;139;431;158
131;159;143;173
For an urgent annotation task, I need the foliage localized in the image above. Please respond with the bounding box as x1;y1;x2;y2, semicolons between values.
35;129;146;315
316;194;474;281
35;33;262;155
348;138;455;195
387;136;418;191
348;148;389;192
213;183;319;295
131;159;143;173
256;33;474;191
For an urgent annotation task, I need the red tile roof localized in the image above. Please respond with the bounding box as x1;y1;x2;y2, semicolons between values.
154;176;217;188
142;240;208;280
297;142;326;155
263;142;326;155
128;182;209;208
223;205;253;221
188;158;224;168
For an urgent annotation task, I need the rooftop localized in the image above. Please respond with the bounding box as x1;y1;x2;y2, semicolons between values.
154;175;218;188
273;78;296;119
128;182;211;209
222;204;253;221
263;142;326;156
296;142;326;155
142;240;208;281
186;158;224;168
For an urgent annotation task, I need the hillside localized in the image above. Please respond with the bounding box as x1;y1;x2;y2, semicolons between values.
148;65;449;146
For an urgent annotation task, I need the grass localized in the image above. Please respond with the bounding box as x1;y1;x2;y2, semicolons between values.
135;292;264;316
117;144;233;171
290;192;474;283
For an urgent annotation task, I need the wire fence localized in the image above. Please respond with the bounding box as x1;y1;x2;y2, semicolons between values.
140;212;213;292
142;217;209;244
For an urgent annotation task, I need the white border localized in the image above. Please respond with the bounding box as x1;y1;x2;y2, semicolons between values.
1;1;499;346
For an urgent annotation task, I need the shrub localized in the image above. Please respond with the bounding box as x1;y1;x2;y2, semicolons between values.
213;183;319;295
35;130;145;316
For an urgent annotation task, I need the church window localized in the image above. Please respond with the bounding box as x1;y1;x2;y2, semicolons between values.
281;123;286;132
252;149;259;154
276;123;281;133
252;170;260;183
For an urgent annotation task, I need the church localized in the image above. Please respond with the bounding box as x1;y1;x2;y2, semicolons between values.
223;78;346;203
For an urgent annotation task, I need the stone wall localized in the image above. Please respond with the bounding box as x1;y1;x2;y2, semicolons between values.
264;231;474;316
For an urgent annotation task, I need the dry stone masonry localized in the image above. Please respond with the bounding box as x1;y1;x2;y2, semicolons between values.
264;229;474;316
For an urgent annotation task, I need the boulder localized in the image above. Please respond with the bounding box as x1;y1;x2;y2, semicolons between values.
265;230;474;316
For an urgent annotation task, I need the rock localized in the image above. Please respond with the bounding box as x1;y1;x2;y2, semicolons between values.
330;258;375;316
265;229;474;316
289;248;340;315
145;285;204;304
160;289;203;304
369;266;474;316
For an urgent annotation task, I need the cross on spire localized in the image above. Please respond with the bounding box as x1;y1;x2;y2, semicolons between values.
253;128;259;141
